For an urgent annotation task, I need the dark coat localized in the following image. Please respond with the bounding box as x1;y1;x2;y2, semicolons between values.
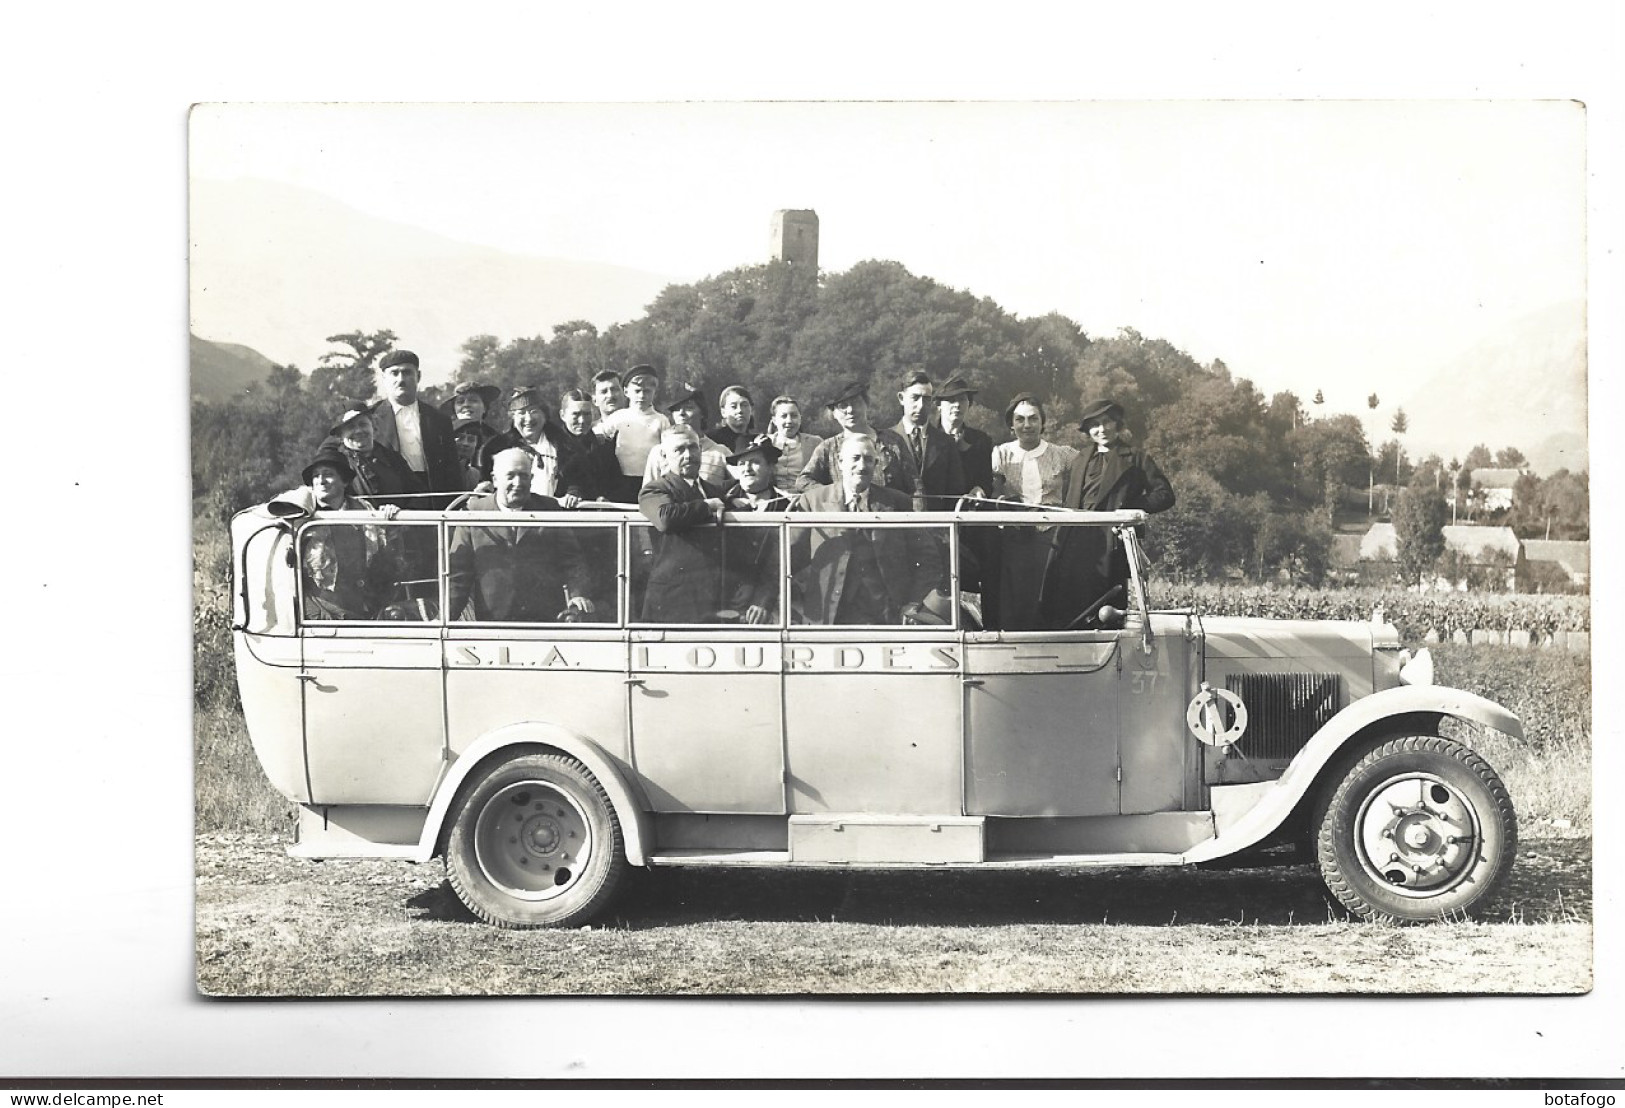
879;421;969;508
723;483;792;616
474;425;573;489
790;483;942;625
557;429;622;502
446;493;590;622
319;436;423;503
948;425;995;498
1041;445;1174;629
368;397;463;493
297;497;398;619
637;473;727;623
1060;445;1175;514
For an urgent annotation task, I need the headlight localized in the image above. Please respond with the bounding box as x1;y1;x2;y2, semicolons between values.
1398;647;1434;686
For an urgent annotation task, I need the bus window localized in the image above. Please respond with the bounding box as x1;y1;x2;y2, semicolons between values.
630;520;781;626
788;522;949;627
446;521;616;624
298;520;437;623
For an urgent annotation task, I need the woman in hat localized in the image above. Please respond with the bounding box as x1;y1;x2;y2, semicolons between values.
642;383;730;487
323;406;422;503
278;446;401;620
475;387;574;497
792;380;917;497
1041;398;1175;631
441;383;503;490
765;394;823;487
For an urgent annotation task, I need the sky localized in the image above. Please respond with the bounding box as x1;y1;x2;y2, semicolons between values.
190;100;1585;416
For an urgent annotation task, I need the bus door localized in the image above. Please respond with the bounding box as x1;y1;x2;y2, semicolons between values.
961;520;1122;817
296;518;445;805
626;519;786;814
781;518;963;815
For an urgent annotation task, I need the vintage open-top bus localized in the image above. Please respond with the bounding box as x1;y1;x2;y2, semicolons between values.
228;500;1519;928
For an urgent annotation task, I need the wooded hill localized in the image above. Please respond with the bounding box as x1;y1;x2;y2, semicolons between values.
191;257;1587;583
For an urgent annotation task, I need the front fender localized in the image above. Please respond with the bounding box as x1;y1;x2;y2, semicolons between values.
1184;684;1522;863
409;722;653;867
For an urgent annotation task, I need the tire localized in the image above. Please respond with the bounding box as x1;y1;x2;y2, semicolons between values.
445;752;626;928
1312;735;1516;923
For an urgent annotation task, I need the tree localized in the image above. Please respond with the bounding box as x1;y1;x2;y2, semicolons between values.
1392;478;1449;588
1313;389;1325;407
1390;408;1408;435
310;328;398;404
1463;443;1494;470
1493;445;1529;469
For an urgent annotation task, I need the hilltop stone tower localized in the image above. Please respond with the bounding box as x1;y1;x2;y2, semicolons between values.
770;209;819;270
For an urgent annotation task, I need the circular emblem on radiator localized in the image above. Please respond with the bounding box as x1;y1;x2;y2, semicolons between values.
1186;682;1249;747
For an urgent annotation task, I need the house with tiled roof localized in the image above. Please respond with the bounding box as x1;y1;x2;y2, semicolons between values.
1358;523;1522;591
1469;467;1525;512
1521;539;1590;590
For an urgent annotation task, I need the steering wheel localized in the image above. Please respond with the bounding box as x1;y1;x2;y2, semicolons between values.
1064;584;1125;631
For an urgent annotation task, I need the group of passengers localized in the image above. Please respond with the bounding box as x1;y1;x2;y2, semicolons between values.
287;349;1174;628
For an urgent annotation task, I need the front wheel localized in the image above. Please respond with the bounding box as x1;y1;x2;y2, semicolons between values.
446;752;626;928
1312;735;1516;923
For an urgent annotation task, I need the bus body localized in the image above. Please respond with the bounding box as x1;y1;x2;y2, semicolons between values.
229;503;1521;927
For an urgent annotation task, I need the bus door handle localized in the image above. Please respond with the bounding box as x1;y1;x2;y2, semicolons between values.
962;678;985;688
625;677;646;687
296;673;319;683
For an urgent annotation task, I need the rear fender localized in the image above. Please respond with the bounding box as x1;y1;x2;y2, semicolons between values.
1184;685;1522;863
411;723;653;866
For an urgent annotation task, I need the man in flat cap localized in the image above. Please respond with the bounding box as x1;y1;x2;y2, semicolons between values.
877;369;967;510
1042;399;1174;629
793;380;918;499
599;365;671;503
367;349;462;495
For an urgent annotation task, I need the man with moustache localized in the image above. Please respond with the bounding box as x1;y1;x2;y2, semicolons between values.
367;349;462;494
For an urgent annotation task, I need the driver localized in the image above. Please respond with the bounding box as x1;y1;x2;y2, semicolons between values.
446;448;596;622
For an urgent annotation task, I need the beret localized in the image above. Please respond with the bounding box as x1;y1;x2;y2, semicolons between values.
379;349;420;370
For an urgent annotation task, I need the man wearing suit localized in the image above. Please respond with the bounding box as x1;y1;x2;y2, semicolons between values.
791;436;942;626
877;369;968;511
367;349;463;494
637;426;728;624
446;448;596;623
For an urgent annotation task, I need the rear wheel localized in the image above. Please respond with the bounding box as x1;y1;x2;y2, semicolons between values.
446;752;626;928
1313;735;1516;923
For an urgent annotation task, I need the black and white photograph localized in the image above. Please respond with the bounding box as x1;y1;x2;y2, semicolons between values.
189;100;1590;996
6;5;1622;1088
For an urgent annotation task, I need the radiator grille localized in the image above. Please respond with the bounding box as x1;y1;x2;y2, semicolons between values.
1224;672;1342;759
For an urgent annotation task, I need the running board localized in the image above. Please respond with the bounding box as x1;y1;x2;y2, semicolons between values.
645;850;1189;869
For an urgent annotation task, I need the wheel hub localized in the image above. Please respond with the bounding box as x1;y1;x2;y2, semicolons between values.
1356;774;1481;897
473;783;591;901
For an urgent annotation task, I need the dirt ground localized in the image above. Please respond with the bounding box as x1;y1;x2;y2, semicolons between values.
195;833;1592;997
